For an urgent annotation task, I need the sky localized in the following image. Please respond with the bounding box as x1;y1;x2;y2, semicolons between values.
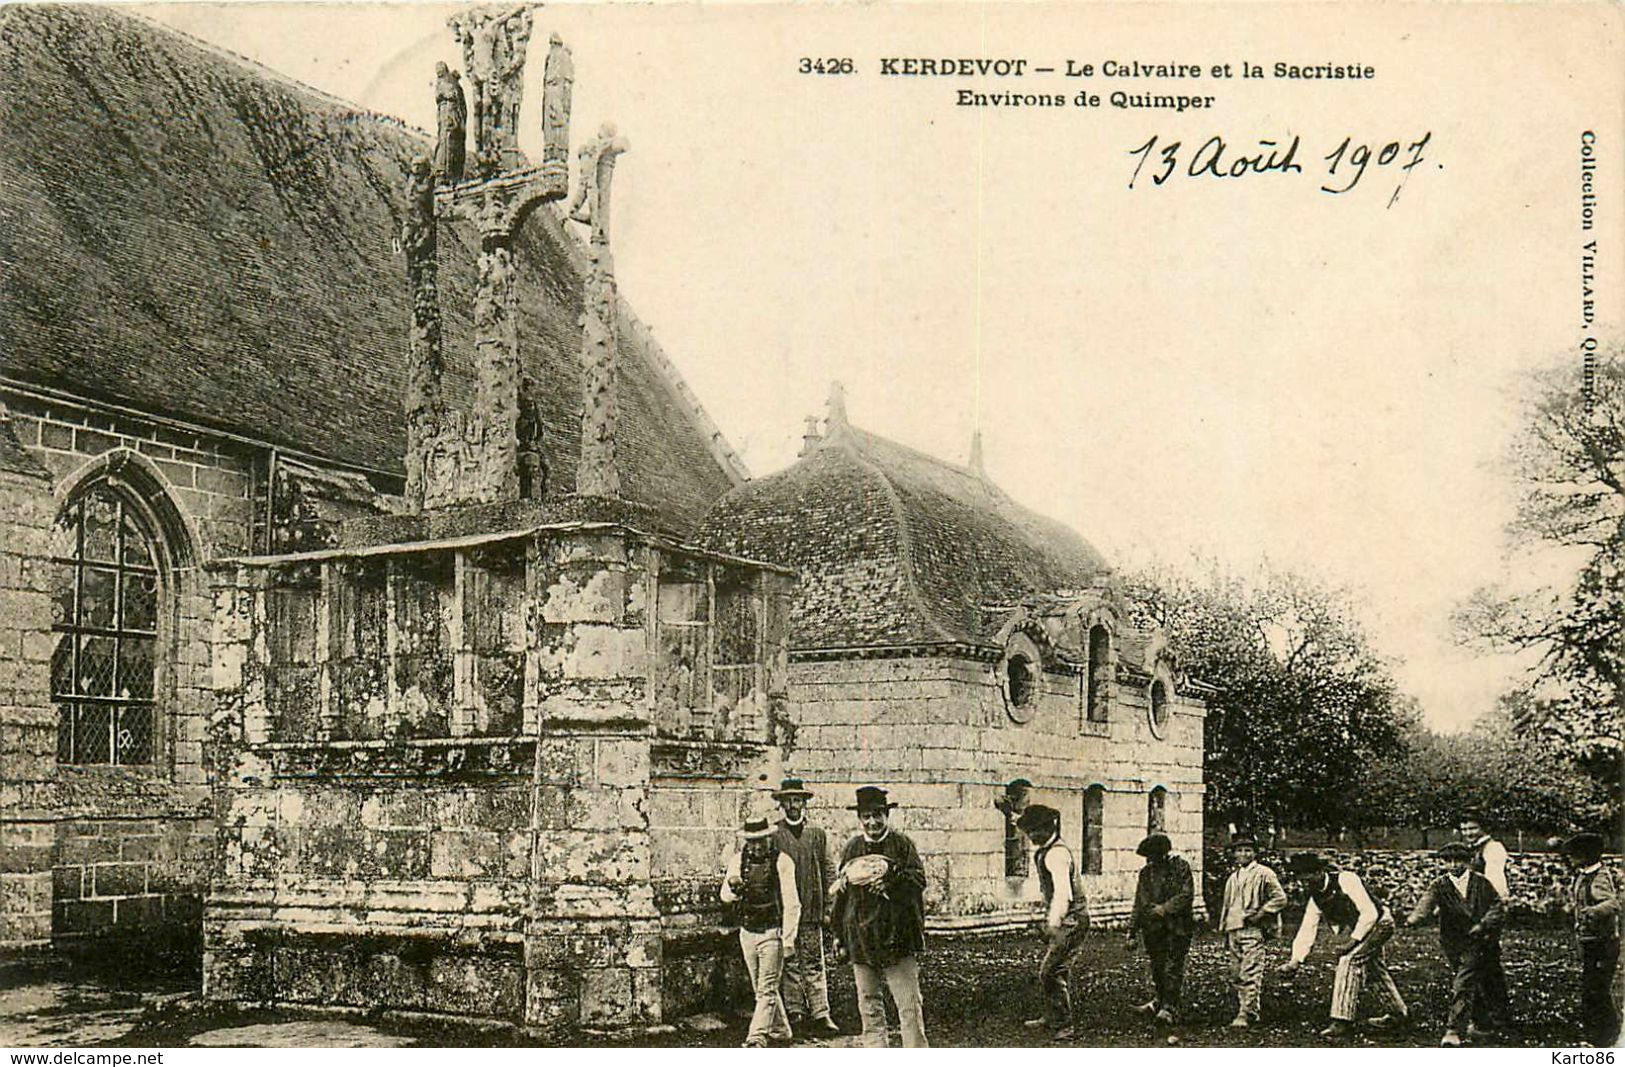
132;1;1623;732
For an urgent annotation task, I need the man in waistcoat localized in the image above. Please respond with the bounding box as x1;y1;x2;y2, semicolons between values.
1457;811;1512;1033
1129;832;1195;1026
1405;841;1504;1047
829;786;930;1047
1277;852;1408;1038
720;808;802;1048
771;777;842;1037
1217;832;1287;1028
1016;804;1090;1039
1562;832;1621;1047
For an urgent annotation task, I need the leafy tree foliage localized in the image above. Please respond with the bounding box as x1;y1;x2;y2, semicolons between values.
1358;694;1612;835
1455;355;1623;815
1125;561;1404;837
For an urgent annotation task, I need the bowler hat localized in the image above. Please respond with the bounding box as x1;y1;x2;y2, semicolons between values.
847;785;898;812
772;777;814;800
1288;851;1328;875
1228;832;1259;848
1433;842;1473;861
1136;833;1172;858
1016;804;1061;836
1563;831;1606;864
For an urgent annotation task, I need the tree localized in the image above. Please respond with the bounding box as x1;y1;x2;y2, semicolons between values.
1456;355;1624;824
1126;561;1405;839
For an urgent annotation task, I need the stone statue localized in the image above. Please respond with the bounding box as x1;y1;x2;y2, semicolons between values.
568;124;630;243
516;372;547;501
433;62;467;181
541;34;574;178
450;7;534;176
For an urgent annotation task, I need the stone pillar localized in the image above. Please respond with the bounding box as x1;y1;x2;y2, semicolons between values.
0;422;57;951
471;243;521;504
524;527;660;1030
570;126;629;499
402;157;444;510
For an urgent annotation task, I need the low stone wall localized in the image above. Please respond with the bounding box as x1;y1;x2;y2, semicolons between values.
1202;846;1622;924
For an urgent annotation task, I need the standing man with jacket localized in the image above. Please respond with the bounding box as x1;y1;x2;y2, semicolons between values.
1562;832;1621;1047
1405;841;1505;1047
720;808;802;1048
1129;832;1195;1026
1016;804;1090;1039
829;786;930;1048
771;777;842;1037
1217;832;1287;1028
1277;852;1408;1038
1458;811;1512;1033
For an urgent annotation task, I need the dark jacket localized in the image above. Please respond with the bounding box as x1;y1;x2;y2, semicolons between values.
1408;870;1504;957
1571;865;1622;943
1131;855;1196;937
775;819;834;923
831;829;928;968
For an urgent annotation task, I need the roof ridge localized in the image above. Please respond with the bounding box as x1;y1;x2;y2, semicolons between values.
106;6;430;138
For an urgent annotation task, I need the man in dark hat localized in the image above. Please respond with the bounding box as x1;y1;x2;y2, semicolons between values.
1216;832;1286;1028
771;777;841;1036
1404;840;1504;1047
1015;804;1090;1039
829;786;929;1047
1129;832;1195;1026
720;800;803;1048
1277;851;1408;1038
1562;831;1620;1047
1456;810;1512;1033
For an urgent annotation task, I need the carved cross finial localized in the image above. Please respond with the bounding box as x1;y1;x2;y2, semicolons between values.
969;430;985;475
567;123;630;244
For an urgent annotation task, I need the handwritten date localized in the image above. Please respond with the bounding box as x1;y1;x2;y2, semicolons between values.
1127;132;1433;204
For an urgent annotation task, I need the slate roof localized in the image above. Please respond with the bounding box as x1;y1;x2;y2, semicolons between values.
697;419;1111;650
0;4;742;535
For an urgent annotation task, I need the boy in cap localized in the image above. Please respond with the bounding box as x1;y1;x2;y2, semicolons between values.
771;777;842;1036
720;802;802;1047
1217;832;1287;1028
1404;841;1504;1047
828;786;929;1047
1016;804;1091;1039
1562;832;1620;1047
1277;851;1408;1038
1129;832;1195;1025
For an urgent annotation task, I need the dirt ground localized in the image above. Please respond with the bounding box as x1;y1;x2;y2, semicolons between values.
3;926;1610;1048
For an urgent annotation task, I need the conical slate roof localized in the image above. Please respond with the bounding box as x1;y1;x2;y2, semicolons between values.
698;418;1110;650
0;4;741;534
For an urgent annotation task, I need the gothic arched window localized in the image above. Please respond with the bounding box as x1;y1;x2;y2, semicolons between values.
51;483;164;765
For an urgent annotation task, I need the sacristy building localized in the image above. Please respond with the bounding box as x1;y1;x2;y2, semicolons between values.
0;3;1207;1031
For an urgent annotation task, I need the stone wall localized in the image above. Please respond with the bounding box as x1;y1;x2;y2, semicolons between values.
786;654;1206;927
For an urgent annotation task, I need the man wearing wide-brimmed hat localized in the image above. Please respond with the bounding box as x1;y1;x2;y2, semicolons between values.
1277;851;1408;1039
1562;831;1620;1047
1216;832;1286;1028
771;777;842;1037
720;800;803;1047
828;786;929;1047
1129;832;1195;1026
1404;840;1504;1047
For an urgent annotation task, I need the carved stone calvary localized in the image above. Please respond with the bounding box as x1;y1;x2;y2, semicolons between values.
403;7;575;511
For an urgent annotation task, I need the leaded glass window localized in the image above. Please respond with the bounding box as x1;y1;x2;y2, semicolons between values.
51;485;160;765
